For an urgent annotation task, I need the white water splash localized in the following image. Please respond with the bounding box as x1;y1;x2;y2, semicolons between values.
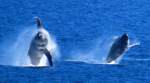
0;26;60;67
66;36;113;64
66;35;140;65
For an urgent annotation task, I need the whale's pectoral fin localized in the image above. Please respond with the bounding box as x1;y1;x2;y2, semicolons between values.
44;48;53;66
128;42;140;48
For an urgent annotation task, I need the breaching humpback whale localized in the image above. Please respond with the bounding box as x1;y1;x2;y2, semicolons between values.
28;17;53;66
106;33;129;63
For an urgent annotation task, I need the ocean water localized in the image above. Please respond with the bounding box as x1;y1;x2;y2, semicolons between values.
0;0;150;83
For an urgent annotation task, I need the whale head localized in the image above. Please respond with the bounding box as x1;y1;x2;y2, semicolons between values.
120;33;128;42
34;17;43;28
34;17;49;46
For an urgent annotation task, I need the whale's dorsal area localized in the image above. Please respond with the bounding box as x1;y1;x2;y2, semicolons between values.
106;33;129;63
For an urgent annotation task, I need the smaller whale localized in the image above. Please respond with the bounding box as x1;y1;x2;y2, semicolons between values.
28;17;53;66
106;33;129;63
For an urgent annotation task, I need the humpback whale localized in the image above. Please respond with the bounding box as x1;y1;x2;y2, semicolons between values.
106;33;129;63
28;17;53;66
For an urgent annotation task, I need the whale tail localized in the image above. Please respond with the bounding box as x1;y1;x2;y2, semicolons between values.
34;17;43;29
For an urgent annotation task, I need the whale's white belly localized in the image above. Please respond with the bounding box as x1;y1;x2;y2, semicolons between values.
28;39;47;65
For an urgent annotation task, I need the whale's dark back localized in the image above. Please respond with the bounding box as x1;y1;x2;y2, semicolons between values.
106;34;128;63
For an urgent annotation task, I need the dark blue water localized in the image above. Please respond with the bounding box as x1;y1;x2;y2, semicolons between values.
0;0;150;83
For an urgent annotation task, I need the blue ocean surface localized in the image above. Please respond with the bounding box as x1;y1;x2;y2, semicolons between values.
0;0;150;83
